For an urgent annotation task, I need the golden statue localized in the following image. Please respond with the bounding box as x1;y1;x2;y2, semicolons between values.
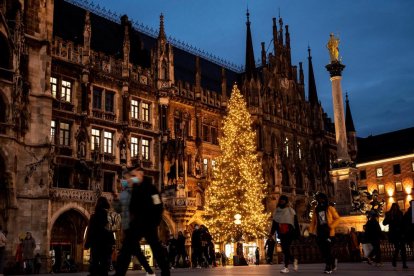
327;33;340;63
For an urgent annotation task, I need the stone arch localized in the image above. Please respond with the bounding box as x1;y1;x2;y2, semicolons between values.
158;212;175;242
50;205;90;272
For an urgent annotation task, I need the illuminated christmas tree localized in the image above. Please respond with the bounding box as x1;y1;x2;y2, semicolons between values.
205;84;269;242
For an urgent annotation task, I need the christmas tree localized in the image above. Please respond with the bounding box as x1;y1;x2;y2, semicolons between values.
204;84;269;242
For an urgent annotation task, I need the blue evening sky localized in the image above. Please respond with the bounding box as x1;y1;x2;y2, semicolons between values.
93;0;414;137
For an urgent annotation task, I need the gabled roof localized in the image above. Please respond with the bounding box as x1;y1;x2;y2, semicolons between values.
357;127;414;163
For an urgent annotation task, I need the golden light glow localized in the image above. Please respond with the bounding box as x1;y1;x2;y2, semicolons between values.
387;188;394;197
204;85;270;241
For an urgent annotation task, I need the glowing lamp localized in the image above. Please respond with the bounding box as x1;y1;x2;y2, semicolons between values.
234;214;242;220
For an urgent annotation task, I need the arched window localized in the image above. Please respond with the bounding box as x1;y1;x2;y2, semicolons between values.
284;137;289;157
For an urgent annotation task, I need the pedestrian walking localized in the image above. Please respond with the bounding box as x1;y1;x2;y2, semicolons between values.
22;231;36;274
348;227;361;262
191;224;202;268
255;247;260;265
167;234;177;268
270;195;300;273
359;225;372;261
403;200;414;262
175;231;187;267
113;176;154;275
309;192;341;274
365;211;382;266
0;225;7;276
221;251;227;266
114;167;170;276
383;202;407;268
85;196;115;276
264;235;276;264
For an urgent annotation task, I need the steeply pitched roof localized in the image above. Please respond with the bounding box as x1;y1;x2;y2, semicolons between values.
357;127;414;163
53;0;239;94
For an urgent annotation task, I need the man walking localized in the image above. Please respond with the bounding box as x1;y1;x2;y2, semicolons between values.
264;235;276;264
115;167;170;276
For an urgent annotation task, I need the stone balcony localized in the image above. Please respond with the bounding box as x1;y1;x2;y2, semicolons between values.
163;196;197;220
49;187;113;203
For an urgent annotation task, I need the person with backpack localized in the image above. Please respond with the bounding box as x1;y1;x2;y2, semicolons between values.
309;193;341;274
114;167;170;276
270;195;300;273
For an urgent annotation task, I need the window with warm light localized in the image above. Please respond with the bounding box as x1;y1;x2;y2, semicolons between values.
285;137;289;157
141;138;150;160
61;80;72;102
50;120;56;143
393;164;401;175
131;99;139;119
376;167;383;178
50;77;57;98
59;122;70;146
91;128;100;150
130;137;139;157
103;131;113;154
141;102;150;122
395;181;403;192
378;184;385;195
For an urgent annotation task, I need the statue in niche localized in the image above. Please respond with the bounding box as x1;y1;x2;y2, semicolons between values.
167;157;177;185
78;140;86;158
120;143;127;163
195;159;201;179
163;155;171;185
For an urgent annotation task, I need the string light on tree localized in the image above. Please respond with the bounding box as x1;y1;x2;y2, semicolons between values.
204;84;269;242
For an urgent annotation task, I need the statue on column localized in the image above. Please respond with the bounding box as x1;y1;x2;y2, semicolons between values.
327;33;340;63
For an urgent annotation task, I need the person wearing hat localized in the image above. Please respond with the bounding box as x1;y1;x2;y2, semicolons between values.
309;193;340;274
270;195;300;273
365;210;383;266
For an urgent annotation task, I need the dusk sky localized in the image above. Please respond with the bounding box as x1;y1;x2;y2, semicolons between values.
91;0;414;137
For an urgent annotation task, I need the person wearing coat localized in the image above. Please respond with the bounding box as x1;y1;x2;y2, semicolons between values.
85;196;115;276
402;200;414;262
22;232;36;274
309;193;340;274
383;203;408;268
365;211;383;266
270;195;300;273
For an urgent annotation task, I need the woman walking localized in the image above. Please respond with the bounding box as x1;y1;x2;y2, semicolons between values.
383;203;407;268
85;196;115;276
270;195;299;273
309;193;341;274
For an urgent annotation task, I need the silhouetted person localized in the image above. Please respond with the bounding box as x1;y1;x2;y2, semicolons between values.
115;167;170;276
383;203;407;268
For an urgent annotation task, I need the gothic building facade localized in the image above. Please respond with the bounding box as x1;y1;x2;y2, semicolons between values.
0;0;357;270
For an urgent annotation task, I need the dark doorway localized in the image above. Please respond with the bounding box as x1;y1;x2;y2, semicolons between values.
51;209;88;272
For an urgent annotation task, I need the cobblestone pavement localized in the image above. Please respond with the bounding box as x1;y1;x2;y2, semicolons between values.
15;261;414;276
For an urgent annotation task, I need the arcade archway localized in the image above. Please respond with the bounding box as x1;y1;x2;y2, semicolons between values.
50;209;88;272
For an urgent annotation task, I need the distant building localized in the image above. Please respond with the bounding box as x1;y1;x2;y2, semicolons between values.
356;127;414;212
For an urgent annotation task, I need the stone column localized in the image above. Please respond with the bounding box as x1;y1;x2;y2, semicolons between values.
326;62;349;161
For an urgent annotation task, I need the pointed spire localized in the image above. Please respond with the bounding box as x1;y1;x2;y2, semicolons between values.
299;62;304;84
158;13;166;40
245;8;256;79
272;17;278;54
308;47;319;106
345;93;356;132
278;17;284;45
285;25;290;48
261;42;266;66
